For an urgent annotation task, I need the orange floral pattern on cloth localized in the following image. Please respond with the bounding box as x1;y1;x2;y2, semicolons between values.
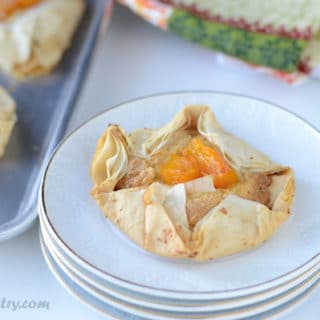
118;0;171;29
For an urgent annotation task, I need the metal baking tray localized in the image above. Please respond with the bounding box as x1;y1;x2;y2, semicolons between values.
0;0;112;241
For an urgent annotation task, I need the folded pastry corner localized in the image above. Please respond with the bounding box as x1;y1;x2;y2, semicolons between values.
0;87;17;158
0;0;85;78
90;125;129;195
90;106;295;261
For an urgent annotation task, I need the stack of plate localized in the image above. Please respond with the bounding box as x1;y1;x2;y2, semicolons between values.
38;92;320;319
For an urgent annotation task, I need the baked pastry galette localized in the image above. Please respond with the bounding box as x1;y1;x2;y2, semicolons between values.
0;87;16;158
0;0;84;78
90;106;295;261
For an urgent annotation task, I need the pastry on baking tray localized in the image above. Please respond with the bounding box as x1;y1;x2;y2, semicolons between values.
0;0;85;78
90;106;295;261
0;87;16;157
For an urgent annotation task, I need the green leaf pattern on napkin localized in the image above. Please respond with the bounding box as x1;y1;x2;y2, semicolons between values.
169;9;307;72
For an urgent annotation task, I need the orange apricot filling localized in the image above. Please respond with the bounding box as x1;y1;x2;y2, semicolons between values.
159;137;238;188
0;0;41;21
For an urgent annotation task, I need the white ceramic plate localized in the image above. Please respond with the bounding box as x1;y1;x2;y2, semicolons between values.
39;205;320;313
40;221;320;318
40;92;320;300
40;228;320;320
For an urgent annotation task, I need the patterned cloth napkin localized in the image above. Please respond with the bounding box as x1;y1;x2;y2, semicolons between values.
118;0;320;83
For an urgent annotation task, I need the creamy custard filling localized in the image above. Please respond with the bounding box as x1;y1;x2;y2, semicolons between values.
0;0;41;21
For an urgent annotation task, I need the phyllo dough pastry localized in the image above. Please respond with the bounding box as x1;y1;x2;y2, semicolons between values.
0;0;85;78
90;106;295;261
0;87;16;157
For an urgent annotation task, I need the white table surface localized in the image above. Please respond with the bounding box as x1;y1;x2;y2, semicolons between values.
0;3;319;319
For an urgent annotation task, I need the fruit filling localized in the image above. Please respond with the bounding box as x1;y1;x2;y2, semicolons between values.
159;137;238;188
0;0;41;21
